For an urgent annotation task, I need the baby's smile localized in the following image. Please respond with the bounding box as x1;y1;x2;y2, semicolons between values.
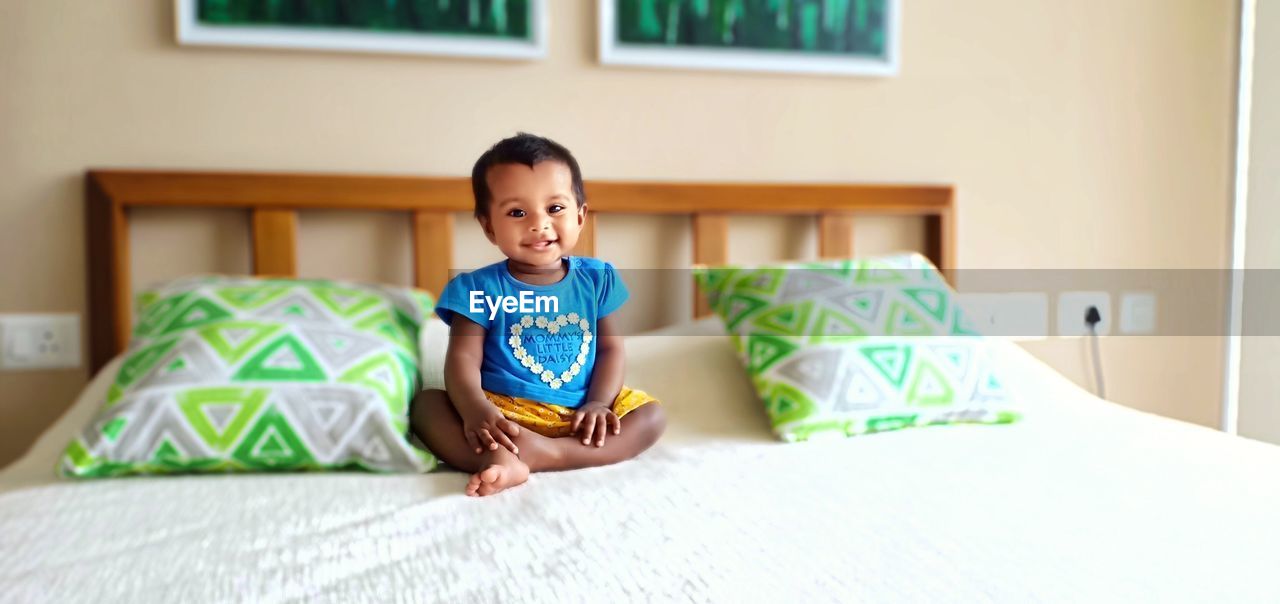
526;238;558;250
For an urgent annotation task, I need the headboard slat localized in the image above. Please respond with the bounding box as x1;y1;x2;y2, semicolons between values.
86;173;133;369
251;209;298;277
412;210;454;297
576;212;597;257
692;213;730;318
924;208;956;283
818;213;856;259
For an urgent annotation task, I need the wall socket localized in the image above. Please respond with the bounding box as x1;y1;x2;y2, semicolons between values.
1057;292;1111;337
0;314;82;370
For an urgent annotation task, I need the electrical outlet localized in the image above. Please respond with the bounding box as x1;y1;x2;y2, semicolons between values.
956;293;1049;340
1057;292;1111;337
1119;292;1157;334
0;314;81;370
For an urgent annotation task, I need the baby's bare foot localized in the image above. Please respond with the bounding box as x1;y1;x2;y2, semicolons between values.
465;447;530;497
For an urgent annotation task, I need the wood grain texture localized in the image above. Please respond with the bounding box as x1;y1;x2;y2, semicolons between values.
818;213;855;259
575;212;597;258
89;170;949;214
693;213;729;318
110;198;131;358
91;170;473;211
251;209;298;277
924;208;957;285
85;174;131;374
585;181;951;214
412;210;454;298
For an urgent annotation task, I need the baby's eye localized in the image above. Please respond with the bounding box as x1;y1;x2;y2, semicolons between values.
507;209;526;218
548;204;565;214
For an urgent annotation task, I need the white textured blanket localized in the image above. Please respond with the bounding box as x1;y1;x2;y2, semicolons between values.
3;326;1279;602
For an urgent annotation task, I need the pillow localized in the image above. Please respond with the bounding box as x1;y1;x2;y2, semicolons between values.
693;253;1018;442
60;275;437;478
418;316;449;391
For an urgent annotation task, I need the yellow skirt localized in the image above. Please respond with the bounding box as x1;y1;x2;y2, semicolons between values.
482;387;659;438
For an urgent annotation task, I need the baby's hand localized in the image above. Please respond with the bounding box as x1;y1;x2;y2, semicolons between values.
460;405;521;455
571;403;620;447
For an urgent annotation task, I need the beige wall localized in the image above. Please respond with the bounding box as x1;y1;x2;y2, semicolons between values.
0;0;1237;466
1239;0;1280;443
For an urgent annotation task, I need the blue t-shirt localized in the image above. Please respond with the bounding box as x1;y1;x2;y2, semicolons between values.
434;257;629;408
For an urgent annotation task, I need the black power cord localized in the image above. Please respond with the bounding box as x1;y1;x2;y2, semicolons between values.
1085;305;1105;399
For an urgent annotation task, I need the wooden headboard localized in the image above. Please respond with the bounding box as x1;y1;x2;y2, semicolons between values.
85;169;955;373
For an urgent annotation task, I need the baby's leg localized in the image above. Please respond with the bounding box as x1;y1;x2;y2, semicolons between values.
409;389;529;496
409;390;667;482
521;403;668;472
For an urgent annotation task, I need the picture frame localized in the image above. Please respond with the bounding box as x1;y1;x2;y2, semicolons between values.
598;0;899;77
175;0;549;60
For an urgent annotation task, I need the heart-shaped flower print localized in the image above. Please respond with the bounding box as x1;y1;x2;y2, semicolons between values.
508;313;592;390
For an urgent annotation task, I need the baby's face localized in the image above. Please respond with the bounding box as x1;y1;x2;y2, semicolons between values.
481;160;583;268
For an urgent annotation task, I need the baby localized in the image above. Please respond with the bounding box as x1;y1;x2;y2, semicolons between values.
410;133;666;497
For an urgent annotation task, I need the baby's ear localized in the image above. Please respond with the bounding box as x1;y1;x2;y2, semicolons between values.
577;203;587;225
478;215;497;244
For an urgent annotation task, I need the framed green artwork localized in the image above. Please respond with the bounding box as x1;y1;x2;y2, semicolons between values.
599;0;898;76
176;0;548;60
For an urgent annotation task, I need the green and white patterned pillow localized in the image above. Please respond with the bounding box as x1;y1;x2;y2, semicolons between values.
60;275;438;478
694;254;1018;442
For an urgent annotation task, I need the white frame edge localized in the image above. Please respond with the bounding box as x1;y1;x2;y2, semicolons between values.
598;0;899;77
1223;0;1256;435
174;0;549;60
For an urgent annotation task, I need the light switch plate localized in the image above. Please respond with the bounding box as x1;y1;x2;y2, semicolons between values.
0;314;81;370
1119;292;1157;334
956;292;1049;340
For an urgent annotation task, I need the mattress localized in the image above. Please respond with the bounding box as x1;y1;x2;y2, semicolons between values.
3;320;1279;602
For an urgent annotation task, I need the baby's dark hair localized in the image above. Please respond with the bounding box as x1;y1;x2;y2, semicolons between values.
470;132;586;219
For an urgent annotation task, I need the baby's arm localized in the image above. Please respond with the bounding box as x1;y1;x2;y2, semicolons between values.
445;318;521;454
571;314;625;446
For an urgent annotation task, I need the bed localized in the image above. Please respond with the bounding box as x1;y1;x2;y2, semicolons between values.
2;171;1278;602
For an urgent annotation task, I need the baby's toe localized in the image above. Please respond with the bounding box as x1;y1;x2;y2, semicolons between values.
465;474;483;496
479;464;505;485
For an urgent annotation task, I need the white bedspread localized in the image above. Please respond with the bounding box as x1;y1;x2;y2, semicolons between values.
3;323;1280;603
